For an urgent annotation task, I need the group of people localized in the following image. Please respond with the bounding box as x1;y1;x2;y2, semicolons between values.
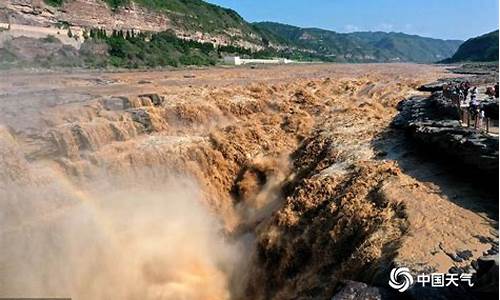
442;81;498;130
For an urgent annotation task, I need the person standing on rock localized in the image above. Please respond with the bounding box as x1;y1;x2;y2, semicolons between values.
462;81;470;100
469;86;478;105
458;89;465;104
469;90;482;129
470;93;479;108
471;86;477;97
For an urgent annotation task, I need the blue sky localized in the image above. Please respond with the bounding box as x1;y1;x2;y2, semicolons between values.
204;0;499;40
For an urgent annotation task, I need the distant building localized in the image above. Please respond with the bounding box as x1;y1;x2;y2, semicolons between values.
224;56;242;65
224;56;292;65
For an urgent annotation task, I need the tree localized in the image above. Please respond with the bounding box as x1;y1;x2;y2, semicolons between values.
82;29;89;40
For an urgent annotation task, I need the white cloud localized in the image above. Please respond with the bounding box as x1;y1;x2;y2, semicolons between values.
404;23;414;30
344;24;361;32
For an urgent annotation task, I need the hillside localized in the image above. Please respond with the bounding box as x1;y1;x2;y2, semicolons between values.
254;22;463;63
442;30;499;63
2;0;275;49
1;0;465;67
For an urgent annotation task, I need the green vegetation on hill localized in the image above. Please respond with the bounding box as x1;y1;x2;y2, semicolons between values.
104;0;129;9
83;29;332;68
441;30;499;63
85;29;219;68
254;22;463;63
44;0;65;6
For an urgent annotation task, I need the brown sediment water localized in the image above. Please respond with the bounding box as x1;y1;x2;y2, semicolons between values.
0;64;496;299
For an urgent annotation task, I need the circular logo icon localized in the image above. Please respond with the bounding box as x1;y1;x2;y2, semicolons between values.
389;267;414;292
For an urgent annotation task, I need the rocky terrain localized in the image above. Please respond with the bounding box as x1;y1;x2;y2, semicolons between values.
393;93;498;176
1;0;266;49
399;65;499;177
0;64;498;299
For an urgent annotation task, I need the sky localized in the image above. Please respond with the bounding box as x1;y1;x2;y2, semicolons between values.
204;0;499;41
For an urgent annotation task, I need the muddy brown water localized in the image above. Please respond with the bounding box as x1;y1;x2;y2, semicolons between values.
0;64;496;299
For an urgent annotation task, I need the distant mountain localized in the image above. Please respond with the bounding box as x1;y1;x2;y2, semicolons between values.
254;22;463;63
441;30;499;63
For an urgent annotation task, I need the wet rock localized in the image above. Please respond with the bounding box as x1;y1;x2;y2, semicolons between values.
129;109;149;125
472;255;499;297
448;253;464;263
331;281;400;300
457;250;473;261
138;80;152;84
102;96;130;111
486;248;498;255
471;260;479;271
443;255;498;298
483;242;499;256
128;108;165;133
392;96;431;128
71;124;94;151
408;285;473;300
138;93;164;107
139;97;154;107
102;95;165;110
476;255;498;276
392;94;499;176
474;235;494;244
418;81;446;92
433;93;461;120
464;266;476;275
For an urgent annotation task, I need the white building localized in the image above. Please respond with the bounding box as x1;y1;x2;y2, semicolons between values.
223;56;242;65
224;56;292;65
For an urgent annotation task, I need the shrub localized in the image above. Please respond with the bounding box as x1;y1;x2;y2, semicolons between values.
44;0;65;7
41;35;60;43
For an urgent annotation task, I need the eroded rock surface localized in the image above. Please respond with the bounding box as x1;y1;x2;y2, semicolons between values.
393;93;498;176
